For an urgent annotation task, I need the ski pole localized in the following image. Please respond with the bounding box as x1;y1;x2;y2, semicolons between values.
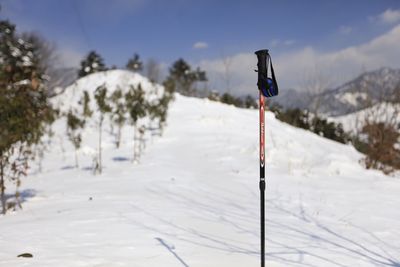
255;49;278;267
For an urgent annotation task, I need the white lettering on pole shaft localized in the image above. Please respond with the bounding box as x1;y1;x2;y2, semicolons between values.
260;100;265;167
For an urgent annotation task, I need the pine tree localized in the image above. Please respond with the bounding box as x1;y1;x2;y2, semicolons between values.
0;19;55;213
126;53;143;72
207;91;220;102
94;84;111;174
81;90;93;119
110;88;126;148
167;59;207;96
125;84;147;162
147;79;175;135
33;107;58;173
276;109;310;130
168;59;196;96
66;109;85;168
147;98;166;136
78;51;106;78
220;92;244;107
244;95;257;109
193;67;207;82
157;93;173;132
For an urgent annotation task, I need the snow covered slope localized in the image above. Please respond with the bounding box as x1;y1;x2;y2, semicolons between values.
330;102;400;133
0;72;400;266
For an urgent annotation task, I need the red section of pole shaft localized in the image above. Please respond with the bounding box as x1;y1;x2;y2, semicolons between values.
259;90;266;267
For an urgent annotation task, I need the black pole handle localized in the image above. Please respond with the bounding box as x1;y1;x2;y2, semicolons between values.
255;49;269;90
255;49;278;98
255;49;269;71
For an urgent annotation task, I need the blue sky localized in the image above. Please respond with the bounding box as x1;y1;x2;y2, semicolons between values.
1;0;400;93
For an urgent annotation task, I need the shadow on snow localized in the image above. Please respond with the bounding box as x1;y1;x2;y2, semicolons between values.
122;184;400;267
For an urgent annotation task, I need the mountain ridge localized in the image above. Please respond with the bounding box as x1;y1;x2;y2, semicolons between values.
273;67;400;116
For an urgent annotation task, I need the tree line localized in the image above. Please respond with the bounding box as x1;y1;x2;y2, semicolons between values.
0;19;57;213
270;101;400;174
65;81;174;175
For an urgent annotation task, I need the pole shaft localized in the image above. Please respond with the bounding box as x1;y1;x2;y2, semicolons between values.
259;90;266;267
260;181;265;267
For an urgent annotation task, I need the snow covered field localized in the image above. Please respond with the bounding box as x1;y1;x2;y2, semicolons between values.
1;72;400;266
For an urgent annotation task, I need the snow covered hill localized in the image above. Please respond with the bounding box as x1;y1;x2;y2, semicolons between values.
330;102;400;133
0;71;400;267
53;69;163;112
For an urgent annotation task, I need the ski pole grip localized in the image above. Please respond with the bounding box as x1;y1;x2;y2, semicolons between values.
255;49;268;73
255;49;269;90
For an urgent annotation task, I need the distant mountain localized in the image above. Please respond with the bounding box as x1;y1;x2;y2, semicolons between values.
271;88;311;110
273;67;400;116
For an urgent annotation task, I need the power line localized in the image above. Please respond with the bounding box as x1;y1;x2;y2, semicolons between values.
71;0;91;49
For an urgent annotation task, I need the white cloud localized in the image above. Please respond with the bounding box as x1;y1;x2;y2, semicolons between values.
193;42;209;49
283;40;295;46
379;9;400;24
270;39;280;47
270;39;295;47
370;8;400;24
339;26;352;35
199;24;400;95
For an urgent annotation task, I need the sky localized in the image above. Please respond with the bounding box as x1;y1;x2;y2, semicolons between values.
1;0;400;94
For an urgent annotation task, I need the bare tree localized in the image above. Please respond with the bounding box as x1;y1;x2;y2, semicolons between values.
357;80;400;174
145;58;162;84
357;75;400;133
302;66;332;118
21;32;58;72
20;32;59;90
361;120;400;174
221;52;233;94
